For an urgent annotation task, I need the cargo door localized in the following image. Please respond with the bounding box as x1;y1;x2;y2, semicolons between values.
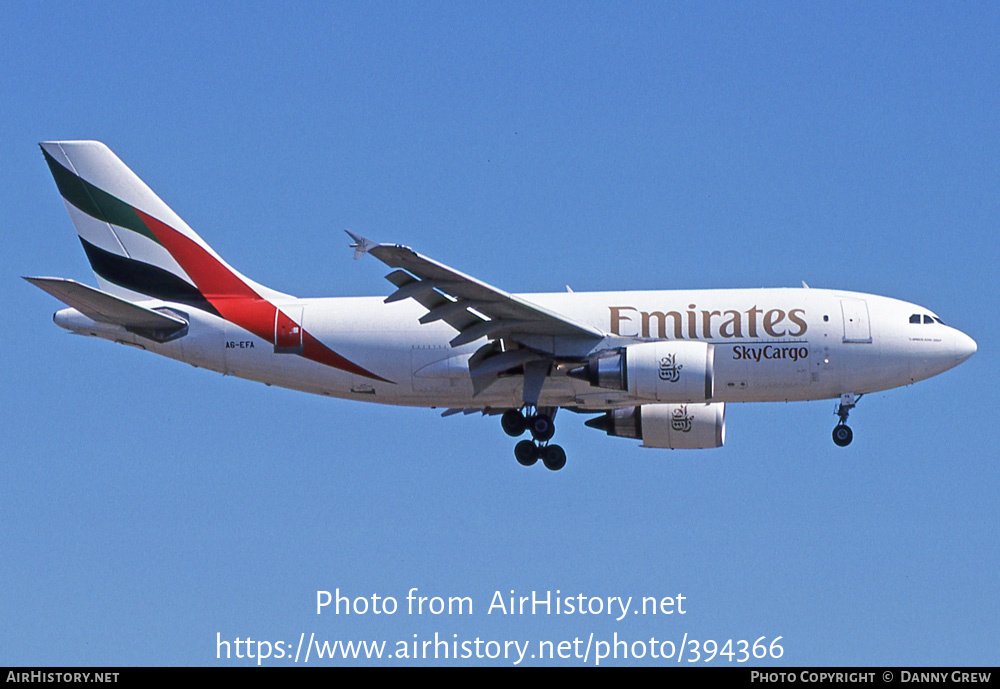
841;299;872;343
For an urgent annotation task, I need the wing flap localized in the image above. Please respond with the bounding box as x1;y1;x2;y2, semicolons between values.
384;268;485;332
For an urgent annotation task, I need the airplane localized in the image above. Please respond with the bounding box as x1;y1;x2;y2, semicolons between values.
27;141;977;471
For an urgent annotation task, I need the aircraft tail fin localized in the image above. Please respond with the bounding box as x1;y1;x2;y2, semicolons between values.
40;141;289;315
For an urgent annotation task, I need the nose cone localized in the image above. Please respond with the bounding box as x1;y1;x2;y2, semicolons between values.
954;330;977;364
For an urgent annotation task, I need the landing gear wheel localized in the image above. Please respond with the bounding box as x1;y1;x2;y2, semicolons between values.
514;440;539;466
832;425;853;447
832;393;861;447
540;444;567;471
501;409;527;437
527;414;555;442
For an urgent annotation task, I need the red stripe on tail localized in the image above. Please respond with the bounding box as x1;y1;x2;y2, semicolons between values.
132;208;391;383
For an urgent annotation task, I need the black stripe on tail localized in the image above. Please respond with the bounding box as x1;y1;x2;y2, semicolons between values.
79;238;220;317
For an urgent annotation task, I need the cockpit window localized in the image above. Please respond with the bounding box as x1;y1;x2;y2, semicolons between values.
923;315;934;324
909;314;943;325
933;316;945;325
909;314;921;324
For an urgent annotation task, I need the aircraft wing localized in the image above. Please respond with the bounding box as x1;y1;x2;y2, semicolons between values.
347;232;605;351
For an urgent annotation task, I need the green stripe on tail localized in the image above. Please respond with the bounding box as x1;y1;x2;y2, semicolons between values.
41;146;161;246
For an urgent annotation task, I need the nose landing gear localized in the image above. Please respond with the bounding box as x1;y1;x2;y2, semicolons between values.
503;407;566;470
832;393;862;447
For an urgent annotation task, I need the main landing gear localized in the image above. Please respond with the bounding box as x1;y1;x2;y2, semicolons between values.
502;407;566;471
832;393;862;447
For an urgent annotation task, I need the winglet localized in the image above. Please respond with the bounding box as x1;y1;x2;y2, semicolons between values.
346;230;379;260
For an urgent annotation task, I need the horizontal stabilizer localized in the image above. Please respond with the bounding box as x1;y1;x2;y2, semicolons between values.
24;277;188;341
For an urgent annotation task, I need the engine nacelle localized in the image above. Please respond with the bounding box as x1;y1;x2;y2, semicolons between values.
585;403;726;449
572;341;715;402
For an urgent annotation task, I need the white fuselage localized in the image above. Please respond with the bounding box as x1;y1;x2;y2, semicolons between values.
54;287;976;411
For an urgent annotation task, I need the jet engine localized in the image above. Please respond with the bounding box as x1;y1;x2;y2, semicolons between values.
584;403;726;449
570;341;715;402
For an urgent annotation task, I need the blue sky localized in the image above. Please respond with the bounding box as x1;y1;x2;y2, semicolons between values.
2;2;998;666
